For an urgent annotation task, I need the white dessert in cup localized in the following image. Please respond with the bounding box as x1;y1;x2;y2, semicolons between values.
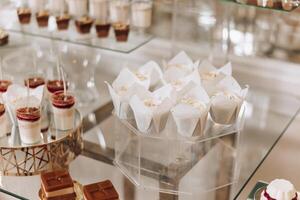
210;91;242;125
131;1;152;28
110;0;130;23
51;91;75;131
67;0;88;17
89;0;109;21
17;107;41;144
260;179;298;200
28;0;47;12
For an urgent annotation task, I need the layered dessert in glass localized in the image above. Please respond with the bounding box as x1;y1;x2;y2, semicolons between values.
51;91;75;130
0;103;7;138
113;23;130;42
0;29;9;46
41;170;76;200
68;0;88;17
131;0;153;28
17;106;41;144
95;22;111;38
47;80;66;96
17;8;32;24
110;0;130;24
75;16;94;34
83;180;119;200
36;10;50;27
0;80;12;93
56;14;71;30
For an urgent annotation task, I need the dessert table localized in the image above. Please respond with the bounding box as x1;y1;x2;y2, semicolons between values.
0;30;300;200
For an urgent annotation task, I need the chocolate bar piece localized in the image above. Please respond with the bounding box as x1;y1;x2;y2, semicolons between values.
83;180;119;200
41;170;76;200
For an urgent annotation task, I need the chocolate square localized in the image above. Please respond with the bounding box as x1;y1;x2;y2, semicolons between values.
83;180;119;200
41;170;74;192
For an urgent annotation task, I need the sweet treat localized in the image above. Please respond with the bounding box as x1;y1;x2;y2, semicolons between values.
89;0;109;21
113;23;130;42
75;16;94;34
95;22;111;38
17;107;41;144
17;8;32;24
0;29;9;46
83;180;119;200
47;80;66;94
52;91;75;130
36;10;49;27
131;1;152;28
0;103;7;138
25;77;45;89
0;80;12;93
210;91;242;125
41;170;76;200
56;14;70;30
282;0;293;10
110;0;130;23
68;0;88;17
260;179;298;200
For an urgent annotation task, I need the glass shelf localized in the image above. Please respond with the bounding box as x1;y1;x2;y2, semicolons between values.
0;6;154;54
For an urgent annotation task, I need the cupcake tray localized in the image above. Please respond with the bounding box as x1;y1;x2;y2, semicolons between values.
0;109;83;176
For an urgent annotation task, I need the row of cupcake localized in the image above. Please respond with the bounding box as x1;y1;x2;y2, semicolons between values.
106;51;249;137
40;169;119;200
0;69;76;144
235;0;297;11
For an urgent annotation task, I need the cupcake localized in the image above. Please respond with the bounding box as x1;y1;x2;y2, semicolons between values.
56;14;71;30
0;80;12;93
41;170;76;200
131;1;153;28
24;77;45;89
95;22;111;38
51;91;75;130
0;103;7;138
113;23;130;42
17;107;41;144
36;10;50;27
17;8;32;24
0;29;9;46
261;179;298;200
83;180;119;200
75;16;94;34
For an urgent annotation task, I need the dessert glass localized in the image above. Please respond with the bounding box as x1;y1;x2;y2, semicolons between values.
109;0;130;24
89;0;109;21
0;80;12;93
95;23;111;38
28;0;47;12
47;80;66;96
51;91;75;131
24;76;45;89
16;106;41;144
36;10;50;27
113;23;130;42
56;14;71;31
131;0;153;29
67;0;88;17
17;8;32;24
75;16;94;34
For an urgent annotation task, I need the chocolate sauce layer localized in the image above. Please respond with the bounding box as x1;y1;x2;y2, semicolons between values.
0;80;12;92
16;107;40;122
52;92;75;109
47;80;66;94
24;77;45;89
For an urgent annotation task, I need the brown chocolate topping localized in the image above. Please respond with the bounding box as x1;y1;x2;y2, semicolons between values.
47;80;66;94
52;91;75;109
0;80;12;92
83;180;119;200
75;17;94;34
24;77;45;89
95;24;111;38
0;104;5;116
41;170;74;192
17;9;32;24
16;107;40;122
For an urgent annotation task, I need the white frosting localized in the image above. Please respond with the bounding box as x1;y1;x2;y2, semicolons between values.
131;2;152;28
89;0;109;20
261;179;298;200
67;0;88;17
52;106;75;131
180;97;206;112
18;119;41;144
110;1;130;23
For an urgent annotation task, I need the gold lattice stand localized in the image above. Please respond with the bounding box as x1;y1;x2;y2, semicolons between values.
0;124;83;176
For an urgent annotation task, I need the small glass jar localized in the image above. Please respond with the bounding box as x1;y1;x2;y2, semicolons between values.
131;0;153;29
67;0;88;18
109;0;130;24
